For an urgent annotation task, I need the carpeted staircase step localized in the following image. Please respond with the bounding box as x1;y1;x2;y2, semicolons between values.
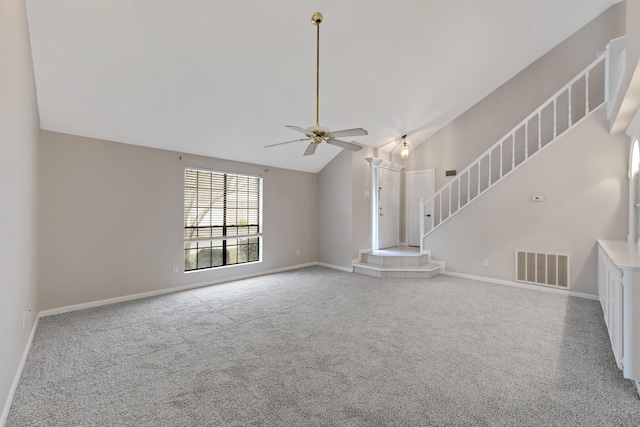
353;262;441;279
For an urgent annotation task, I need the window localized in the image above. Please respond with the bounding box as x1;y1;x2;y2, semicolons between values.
184;168;262;271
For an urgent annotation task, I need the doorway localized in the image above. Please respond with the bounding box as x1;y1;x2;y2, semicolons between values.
405;169;435;247
378;166;400;248
367;157;403;251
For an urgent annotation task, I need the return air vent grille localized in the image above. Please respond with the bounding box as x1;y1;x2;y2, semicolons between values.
515;250;570;289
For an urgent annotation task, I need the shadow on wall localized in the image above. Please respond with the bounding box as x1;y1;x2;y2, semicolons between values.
573;244;603;293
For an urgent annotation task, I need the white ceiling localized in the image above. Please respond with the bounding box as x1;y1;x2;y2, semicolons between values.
26;0;620;173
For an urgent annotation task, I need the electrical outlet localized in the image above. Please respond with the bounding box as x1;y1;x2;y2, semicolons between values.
22;313;26;330
296;249;301;256
483;259;489;266
172;266;179;274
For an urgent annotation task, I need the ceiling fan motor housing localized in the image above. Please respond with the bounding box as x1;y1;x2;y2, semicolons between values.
308;125;329;136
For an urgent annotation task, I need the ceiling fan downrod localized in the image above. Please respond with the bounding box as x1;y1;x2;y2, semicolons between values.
263;11;367;156
312;12;323;127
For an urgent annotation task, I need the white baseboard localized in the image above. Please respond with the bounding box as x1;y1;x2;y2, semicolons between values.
317;262;353;273
441;271;598;301
39;262;318;318
33;262;597;318
1;316;40;426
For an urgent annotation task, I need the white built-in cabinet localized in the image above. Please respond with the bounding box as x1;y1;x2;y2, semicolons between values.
597;240;640;390
600;37;640;395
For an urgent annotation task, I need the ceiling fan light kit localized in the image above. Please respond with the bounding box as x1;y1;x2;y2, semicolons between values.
264;12;367;156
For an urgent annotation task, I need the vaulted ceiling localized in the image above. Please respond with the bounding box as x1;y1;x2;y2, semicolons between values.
26;0;621;173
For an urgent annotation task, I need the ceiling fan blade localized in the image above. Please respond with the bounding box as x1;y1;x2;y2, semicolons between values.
304;143;318;156
327;139;363;152
264;138;309;148
328;128;368;138
286;125;312;136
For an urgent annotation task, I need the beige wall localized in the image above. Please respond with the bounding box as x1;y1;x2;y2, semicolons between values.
404;3;624;190
317;145;374;265
424;108;628;295
37;131;319;310
626;0;639;84
318;150;353;269
352;147;374;258
0;0;39;420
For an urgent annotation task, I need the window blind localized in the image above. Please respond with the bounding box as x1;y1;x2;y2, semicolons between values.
184;168;261;271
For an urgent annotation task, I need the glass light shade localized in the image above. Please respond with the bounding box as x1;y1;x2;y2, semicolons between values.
400;141;409;160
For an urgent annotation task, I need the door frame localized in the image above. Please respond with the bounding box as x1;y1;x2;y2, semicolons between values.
366;157;404;251
629;138;640;244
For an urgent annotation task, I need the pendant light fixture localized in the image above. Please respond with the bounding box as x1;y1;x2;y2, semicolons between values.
400;134;409;160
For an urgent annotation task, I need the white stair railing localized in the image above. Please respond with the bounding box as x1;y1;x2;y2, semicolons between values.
420;50;609;253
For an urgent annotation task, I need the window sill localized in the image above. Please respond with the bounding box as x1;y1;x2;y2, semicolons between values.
184;260;262;274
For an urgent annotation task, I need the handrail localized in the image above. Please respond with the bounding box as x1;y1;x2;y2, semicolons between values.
420;50;609;251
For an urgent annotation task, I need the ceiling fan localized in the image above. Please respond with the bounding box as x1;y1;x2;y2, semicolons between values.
265;12;367;156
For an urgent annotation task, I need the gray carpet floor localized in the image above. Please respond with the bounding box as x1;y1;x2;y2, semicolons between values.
7;266;640;426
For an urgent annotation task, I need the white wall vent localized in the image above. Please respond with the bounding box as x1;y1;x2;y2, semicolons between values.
515;250;571;289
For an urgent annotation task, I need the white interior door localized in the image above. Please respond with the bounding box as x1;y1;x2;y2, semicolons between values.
405;169;435;247
378;166;400;249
